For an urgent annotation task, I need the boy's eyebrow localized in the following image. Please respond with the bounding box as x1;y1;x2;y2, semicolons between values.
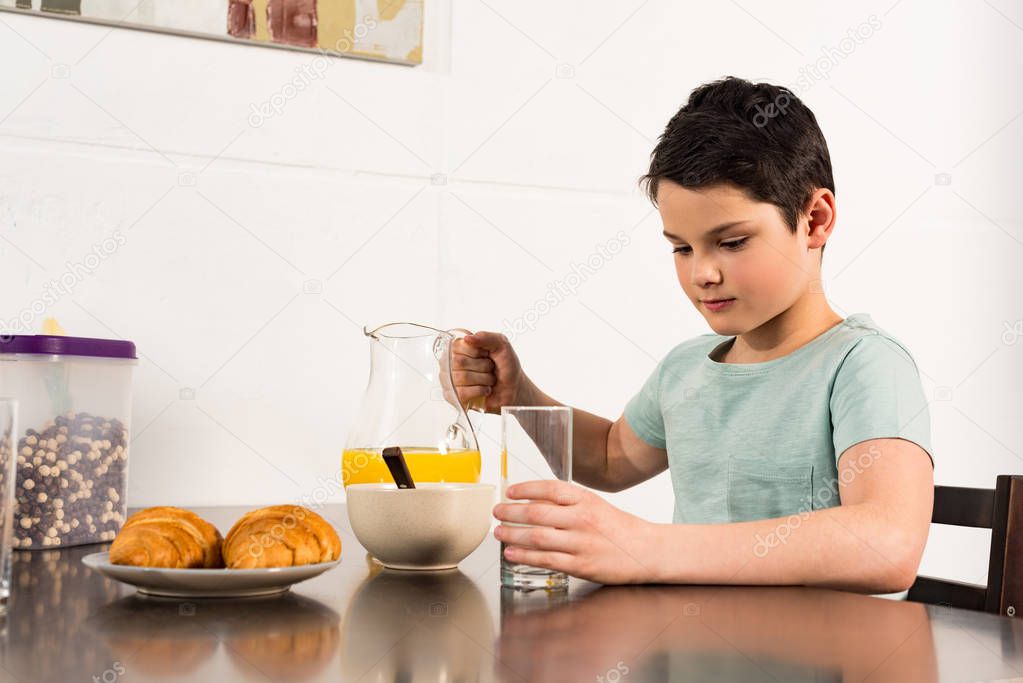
662;220;750;242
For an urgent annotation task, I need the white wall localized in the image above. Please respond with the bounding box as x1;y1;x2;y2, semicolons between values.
1;0;1021;584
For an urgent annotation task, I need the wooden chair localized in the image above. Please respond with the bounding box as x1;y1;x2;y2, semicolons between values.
908;475;1022;616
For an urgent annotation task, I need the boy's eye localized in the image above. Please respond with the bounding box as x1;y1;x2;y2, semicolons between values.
722;237;749;250
671;237;748;256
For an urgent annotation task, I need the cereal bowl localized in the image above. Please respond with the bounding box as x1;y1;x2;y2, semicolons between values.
345;483;495;570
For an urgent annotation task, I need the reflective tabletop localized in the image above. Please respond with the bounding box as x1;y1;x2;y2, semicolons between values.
1;505;1021;682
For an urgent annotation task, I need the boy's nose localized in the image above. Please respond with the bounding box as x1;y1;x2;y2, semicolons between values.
689;259;723;286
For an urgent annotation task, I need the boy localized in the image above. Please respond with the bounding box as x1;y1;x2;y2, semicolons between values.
453;77;934;595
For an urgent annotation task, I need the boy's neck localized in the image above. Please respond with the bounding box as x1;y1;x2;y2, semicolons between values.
722;295;843;364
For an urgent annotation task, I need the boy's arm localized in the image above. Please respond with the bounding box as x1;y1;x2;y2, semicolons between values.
453;332;667;492
653;437;933;593
528;386;668;492
495;437;933;593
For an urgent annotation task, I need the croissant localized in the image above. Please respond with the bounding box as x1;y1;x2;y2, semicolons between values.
109;506;223;568
223;505;341;569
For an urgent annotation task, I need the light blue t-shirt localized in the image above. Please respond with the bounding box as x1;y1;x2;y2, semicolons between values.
624;313;933;527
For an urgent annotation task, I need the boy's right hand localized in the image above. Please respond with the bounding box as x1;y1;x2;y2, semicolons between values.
452;331;539;414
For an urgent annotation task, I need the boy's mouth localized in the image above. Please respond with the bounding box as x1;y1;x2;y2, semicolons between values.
701;298;736;311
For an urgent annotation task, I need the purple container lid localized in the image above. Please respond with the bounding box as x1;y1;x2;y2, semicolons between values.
0;335;137;360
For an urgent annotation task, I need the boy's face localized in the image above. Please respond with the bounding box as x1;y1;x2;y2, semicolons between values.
657;179;821;336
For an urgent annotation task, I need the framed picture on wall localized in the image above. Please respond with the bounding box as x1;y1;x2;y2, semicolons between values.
0;0;424;65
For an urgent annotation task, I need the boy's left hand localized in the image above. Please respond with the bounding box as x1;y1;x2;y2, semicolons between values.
493;480;657;585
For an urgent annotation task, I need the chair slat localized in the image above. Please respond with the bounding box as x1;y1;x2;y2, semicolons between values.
932;485;995;528
908;575;987;611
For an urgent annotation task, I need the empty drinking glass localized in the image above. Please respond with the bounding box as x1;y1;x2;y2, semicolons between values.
500;406;572;591
0;398;17;614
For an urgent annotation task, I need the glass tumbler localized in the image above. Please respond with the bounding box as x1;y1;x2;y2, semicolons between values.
500;406;572;591
0;399;18;614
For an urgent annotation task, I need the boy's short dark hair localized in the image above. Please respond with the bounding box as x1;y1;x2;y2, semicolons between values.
640;76;834;256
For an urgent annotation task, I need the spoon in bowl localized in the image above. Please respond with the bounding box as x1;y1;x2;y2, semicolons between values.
382;447;416;489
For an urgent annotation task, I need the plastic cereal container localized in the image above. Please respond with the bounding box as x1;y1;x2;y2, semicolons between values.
0;335;136;548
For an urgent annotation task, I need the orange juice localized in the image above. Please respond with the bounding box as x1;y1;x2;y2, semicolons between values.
342;448;481;487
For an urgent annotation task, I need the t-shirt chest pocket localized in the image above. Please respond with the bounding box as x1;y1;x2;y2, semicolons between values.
726;459;814;523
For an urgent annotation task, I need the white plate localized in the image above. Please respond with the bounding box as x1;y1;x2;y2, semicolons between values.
82;552;341;598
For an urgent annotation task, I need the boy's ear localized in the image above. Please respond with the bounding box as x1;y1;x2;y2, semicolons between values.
804;188;836;250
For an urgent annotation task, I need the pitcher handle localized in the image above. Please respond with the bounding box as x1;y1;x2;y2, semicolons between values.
446;327;488;415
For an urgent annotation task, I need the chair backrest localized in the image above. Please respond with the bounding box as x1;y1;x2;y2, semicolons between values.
908;475;1021;616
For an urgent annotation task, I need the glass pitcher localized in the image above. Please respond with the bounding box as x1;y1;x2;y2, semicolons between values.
342;322;486;487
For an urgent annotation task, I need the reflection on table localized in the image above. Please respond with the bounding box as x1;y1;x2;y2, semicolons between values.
1;505;1021;683
497;585;937;682
87;592;339;680
342;561;495;682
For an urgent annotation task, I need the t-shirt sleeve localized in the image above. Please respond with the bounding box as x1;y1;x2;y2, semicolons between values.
623;358;668;450
830;334;933;465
